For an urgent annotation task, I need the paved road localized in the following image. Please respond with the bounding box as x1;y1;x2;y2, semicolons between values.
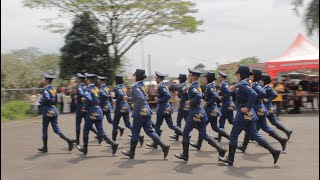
1;112;319;180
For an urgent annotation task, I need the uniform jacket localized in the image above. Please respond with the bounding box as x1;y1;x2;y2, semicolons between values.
220;80;235;113
114;84;131;114
84;84;103;121
76;83;87;113
99;84;113;112
263;84;278;114
131;81;153;118
204;82;221;118
40;85;59;117
178;82;190;111
157;81;173;116
251;81;269;118
187;81;208;123
234;79;258;122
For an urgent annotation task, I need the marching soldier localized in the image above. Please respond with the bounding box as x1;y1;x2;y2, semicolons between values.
147;71;183;148
77;73;118;155
261;75;293;140
189;72;230;150
170;74;190;141
216;71;235;142
237;70;288;153
97;76;125;137
122;69;170;159
38;73;74;153
219;66;281;166
112;75;144;145
174;69;226;161
73;73;98;145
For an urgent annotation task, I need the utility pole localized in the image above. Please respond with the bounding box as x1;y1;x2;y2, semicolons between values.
148;54;152;77
141;40;145;69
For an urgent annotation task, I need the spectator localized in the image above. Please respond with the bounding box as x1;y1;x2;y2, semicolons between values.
298;75;310;92
62;90;72;114
270;77;285;119
70;88;77;113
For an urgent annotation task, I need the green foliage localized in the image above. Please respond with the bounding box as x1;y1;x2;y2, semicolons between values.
194;63;206;70
59;12;117;83
239;57;259;66
1;48;61;88
1;101;34;121
22;0;203;72
292;0;319;35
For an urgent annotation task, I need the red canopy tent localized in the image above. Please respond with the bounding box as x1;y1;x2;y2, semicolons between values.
265;33;319;78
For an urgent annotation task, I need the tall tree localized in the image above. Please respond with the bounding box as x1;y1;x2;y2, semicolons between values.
292;0;319;36
194;63;206;71
23;0;203;69
59;12;115;82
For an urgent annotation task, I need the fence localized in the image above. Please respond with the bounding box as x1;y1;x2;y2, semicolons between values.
1;88;43;105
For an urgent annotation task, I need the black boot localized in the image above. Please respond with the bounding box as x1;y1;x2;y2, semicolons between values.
276;123;293;141
73;131;80;145
207;137;227;157
214;133;222;142
146;130;162;149
118;126;125;137
174;141;189;161
152;137;170;158
219;129;230;140
91;127;98;135
146;142;158;149
59;134;74;151
237;133;250;153
112;132;118;141
38;137;48;153
77;138;88;155
189;134;203;150
257;138;281;164
139;135;144;146
174;128;183;141
218;144;237;166
269;130;288;151
103;135;119;154
169;133;179;141
122;141;138;159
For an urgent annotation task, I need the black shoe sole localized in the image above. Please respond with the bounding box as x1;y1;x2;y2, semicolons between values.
174;154;188;161
218;157;233;166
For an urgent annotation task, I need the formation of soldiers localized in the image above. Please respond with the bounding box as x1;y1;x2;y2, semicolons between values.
38;66;293;166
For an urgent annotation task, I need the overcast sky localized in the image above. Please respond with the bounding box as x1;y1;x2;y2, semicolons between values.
1;0;319;76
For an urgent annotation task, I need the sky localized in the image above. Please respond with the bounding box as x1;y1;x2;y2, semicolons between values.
1;0;319;77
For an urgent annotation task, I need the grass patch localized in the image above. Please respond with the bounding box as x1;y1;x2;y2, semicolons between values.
1;101;35;122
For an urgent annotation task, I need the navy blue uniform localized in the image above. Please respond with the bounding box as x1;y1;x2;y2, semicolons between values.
40;85;62;138
75;83;87;137
130;81;159;142
99;84;114;125
219;80;234;128
154;82;181;136
113;84;132;134
251;82;273;134
263;84;292;141
83;84;106;141
229;79;266;146
204;83;226;134
176;82;190;128
182;81;210;143
263;84;281;127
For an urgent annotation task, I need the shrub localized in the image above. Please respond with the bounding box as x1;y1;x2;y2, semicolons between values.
1;101;34;121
